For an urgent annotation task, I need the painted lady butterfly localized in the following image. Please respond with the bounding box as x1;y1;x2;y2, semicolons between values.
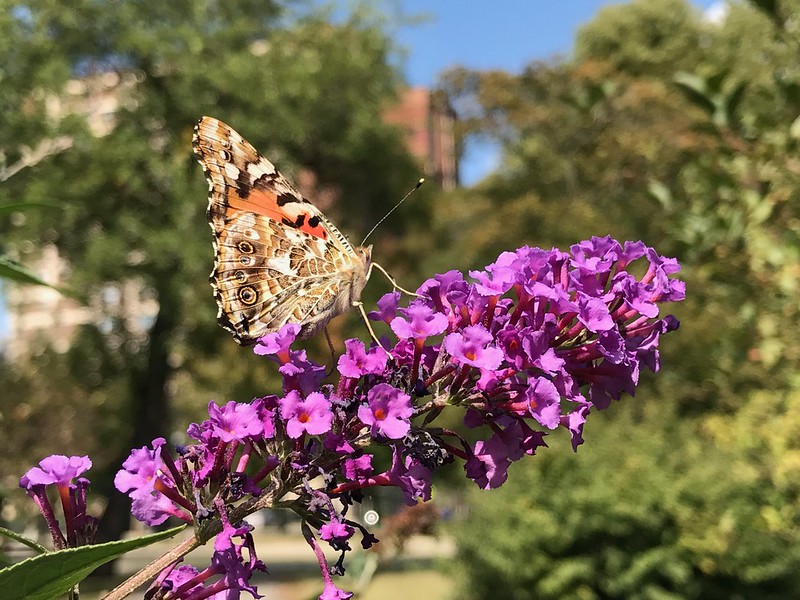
192;116;373;345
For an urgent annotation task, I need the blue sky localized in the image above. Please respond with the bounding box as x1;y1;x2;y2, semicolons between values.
389;0;725;184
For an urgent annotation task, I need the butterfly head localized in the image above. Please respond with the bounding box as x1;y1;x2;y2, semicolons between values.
350;244;372;300
355;245;373;269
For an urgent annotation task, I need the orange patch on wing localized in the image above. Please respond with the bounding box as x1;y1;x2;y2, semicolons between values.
227;189;284;220
226;189;328;240
299;219;328;240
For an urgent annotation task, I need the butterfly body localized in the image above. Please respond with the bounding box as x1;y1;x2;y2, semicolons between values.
193;116;372;345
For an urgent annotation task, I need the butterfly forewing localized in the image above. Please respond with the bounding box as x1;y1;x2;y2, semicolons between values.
192;116;371;345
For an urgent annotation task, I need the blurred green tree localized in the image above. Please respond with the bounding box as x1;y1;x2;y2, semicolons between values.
439;0;800;595
453;402;800;599
574;0;705;78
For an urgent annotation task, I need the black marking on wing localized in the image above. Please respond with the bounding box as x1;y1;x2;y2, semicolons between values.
276;191;302;206
281;214;307;229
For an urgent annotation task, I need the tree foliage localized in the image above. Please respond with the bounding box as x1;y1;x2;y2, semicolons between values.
574;0;705;78
453;402;800;600
441;0;800;595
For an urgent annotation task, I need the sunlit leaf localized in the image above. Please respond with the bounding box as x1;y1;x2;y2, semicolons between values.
673;72;716;117
0;527;47;555
0;525;185;600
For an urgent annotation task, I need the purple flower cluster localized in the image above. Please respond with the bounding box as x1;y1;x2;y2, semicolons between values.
146;526;266;599
19;455;97;549
357;236;684;491
20;238;684;600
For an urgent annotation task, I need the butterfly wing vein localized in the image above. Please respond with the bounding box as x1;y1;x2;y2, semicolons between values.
192;116;371;345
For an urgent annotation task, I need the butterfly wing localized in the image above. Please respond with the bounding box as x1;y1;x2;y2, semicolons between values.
192;116;371;345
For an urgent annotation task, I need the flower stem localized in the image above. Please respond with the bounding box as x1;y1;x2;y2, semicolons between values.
101;534;201;600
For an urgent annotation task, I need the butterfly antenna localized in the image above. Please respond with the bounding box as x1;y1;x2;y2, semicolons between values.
360;178;425;246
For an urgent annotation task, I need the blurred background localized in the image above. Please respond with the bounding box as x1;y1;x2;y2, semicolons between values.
2;0;800;597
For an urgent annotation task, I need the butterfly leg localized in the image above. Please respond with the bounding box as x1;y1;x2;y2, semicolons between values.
324;327;337;377
353;300;388;351
369;262;420;297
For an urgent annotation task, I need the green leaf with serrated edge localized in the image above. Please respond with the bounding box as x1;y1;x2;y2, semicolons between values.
0;527;47;554
0;525;185;600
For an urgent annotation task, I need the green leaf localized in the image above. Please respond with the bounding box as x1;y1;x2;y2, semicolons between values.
0;528;47;555
706;69;730;95
647;180;673;209
725;82;748;123
0;256;64;291
0;525;185;600
789;114;800;140
0;257;82;299
673;72;717;117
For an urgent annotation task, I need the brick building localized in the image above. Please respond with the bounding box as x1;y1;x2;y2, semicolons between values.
384;87;459;190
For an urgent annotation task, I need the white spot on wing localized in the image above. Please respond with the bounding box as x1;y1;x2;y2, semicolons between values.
247;160;276;178
267;255;292;274
224;163;240;180
285;229;308;244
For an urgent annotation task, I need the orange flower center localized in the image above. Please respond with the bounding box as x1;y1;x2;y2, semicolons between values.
299;412;310;423
374;408;387;421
